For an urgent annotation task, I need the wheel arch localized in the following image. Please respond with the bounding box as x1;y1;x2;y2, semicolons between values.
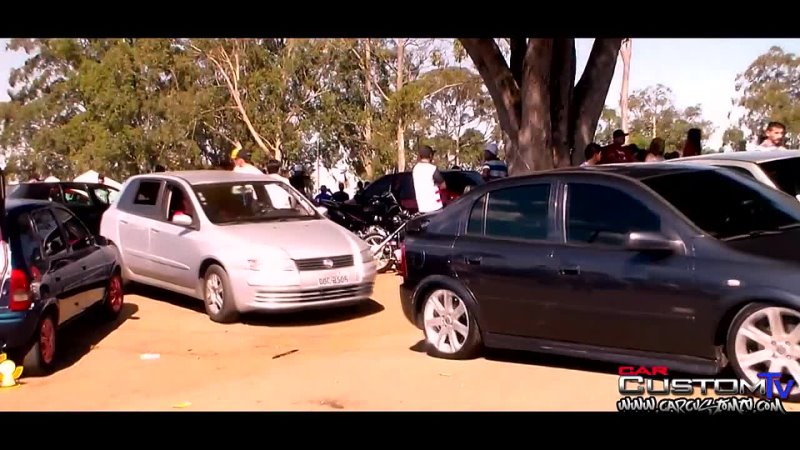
198;258;226;280
714;290;800;346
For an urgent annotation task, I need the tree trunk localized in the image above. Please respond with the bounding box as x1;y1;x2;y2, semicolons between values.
363;39;374;179
619;39;632;143
396;39;406;172
461;38;622;172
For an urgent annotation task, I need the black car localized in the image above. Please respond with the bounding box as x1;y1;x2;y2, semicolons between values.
9;182;120;234
352;170;483;213
0;199;123;375
399;163;800;400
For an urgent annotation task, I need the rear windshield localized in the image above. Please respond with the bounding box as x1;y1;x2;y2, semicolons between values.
758;157;800;197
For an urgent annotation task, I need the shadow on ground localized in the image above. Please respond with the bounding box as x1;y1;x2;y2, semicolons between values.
130;283;385;326
408;339;622;376
51;302;140;374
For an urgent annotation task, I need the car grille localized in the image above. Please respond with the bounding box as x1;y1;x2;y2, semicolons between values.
294;255;354;271
255;283;374;303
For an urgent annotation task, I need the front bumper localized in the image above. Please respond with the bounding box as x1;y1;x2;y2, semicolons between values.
231;261;378;313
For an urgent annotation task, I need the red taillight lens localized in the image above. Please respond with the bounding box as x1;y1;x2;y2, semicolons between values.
9;269;31;312
398;242;407;278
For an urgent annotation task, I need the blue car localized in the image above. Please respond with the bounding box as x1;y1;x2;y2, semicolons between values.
0;199;123;375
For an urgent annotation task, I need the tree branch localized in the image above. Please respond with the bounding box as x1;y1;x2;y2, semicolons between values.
518;39;553;173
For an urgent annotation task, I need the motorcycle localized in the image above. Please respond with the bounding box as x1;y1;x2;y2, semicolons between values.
322;191;411;273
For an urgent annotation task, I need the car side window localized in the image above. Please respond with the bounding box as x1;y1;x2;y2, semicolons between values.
92;185;119;205
483;184;551;241
63;185;94;206
52;207;92;251
14;213;44;273
165;184;195;222
567;183;661;246
361;176;392;200
466;194;486;235
31;209;68;258
134;181;161;206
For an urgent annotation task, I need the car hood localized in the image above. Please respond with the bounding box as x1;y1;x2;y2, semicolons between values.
222;218;363;260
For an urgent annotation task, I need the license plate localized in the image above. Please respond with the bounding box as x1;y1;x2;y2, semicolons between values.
318;273;349;287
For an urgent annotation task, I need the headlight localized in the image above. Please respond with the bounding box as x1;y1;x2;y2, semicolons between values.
246;258;297;272
359;247;374;263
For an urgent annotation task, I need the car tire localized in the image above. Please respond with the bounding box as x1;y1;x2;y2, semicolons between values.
363;232;393;273
23;312;58;376
100;272;125;320
203;264;239;324
726;302;800;403
421;287;482;360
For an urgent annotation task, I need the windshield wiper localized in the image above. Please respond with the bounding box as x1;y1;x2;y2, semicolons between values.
721;225;800;241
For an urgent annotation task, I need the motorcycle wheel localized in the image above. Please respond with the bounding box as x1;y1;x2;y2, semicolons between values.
363;232;394;273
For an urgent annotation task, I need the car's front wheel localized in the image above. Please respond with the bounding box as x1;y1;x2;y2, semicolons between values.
203;265;239;324
421;288;482;360
727;303;800;402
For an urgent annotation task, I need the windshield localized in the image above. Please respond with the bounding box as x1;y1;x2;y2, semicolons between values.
193;181;318;225
758;157;800;197
641;169;800;241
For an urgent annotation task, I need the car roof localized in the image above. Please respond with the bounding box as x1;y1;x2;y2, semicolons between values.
674;150;800;164
497;162;716;184
132;170;273;186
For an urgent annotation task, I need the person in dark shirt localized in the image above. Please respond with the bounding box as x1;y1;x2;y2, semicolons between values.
314;185;332;204
601;129;633;164
331;182;350;202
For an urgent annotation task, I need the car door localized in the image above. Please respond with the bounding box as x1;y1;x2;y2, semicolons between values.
549;180;700;354
115;179;164;278
61;183;101;231
52;206;110;311
451;181;562;337
147;181;203;289
29;208;82;324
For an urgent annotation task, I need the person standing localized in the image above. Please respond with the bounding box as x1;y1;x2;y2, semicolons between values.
412;145;447;214
480;143;508;181
265;159;289;183
681;128;702;157
601;130;633;163
645;138;666;162
755;122;788;150
232;149;263;175
314;185;332;203
331;182;350;202
580;143;602;166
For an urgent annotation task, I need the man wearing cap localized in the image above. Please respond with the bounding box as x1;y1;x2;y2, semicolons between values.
601;129;633;164
481;143;508;182
412;145;447;214
232;149;264;175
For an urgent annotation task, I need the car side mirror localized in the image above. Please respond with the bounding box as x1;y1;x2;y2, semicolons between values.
171;214;194;227
626;231;675;252
316;206;328;216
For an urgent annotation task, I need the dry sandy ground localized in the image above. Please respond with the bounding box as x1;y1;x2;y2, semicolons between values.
1;274;797;412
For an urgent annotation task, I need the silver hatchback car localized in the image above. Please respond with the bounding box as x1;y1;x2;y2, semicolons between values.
99;170;377;323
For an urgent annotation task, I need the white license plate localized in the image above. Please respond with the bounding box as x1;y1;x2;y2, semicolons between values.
318;273;349;287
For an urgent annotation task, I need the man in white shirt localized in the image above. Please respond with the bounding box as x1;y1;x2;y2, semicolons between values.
412;145;447;214
232;149;264;175
754;121;788;151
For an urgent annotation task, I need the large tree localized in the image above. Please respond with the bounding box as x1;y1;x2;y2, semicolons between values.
735;46;800;147
459;38;622;174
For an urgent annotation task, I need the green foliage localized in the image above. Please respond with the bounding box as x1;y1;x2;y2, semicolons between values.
735;46;800;147
595;107;621;145
722;126;745;146
626;84;715;152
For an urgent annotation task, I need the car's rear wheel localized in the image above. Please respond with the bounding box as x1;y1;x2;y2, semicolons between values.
100;272;124;320
421;288;481;360
727;303;800;402
203;264;239;324
23;313;57;376
363;232;393;273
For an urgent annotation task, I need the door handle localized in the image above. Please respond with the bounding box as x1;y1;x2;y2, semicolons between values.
465;255;482;265
151;229;160;233
120;220;128;224
559;265;581;276
82;265;87;271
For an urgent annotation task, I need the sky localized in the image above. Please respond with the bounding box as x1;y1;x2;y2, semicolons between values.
2;38;800;149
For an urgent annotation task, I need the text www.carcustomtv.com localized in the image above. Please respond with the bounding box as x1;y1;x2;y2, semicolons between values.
615;366;793;414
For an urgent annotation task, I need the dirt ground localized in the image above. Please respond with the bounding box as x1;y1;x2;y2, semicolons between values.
1;274;797;411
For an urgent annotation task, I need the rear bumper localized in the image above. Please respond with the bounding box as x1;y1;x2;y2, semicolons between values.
0;311;37;352
399;281;418;328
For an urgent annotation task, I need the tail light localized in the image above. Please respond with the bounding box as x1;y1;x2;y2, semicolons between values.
398;241;407;278
9;269;31;312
